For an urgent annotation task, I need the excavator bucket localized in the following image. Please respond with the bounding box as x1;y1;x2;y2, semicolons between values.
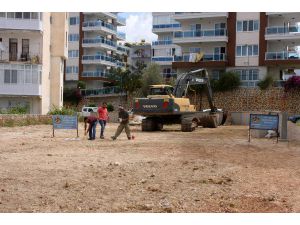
199;114;218;128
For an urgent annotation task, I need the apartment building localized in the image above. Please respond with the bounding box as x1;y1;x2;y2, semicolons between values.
65;12;128;97
0;12;68;114
129;40;151;69
152;12;181;79
152;12;300;87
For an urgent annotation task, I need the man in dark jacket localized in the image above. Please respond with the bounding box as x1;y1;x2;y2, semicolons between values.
84;116;98;140
111;106;131;140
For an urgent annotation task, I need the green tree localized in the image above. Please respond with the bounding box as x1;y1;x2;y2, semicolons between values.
141;63;163;96
215;71;241;92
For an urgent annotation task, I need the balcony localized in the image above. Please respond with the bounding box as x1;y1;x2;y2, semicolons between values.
116;61;126;68
117;31;126;40
0;12;43;31
0;63;42;96
152;40;173;46
173;29;228;44
172;53;227;69
81;70;109;78
82;55;116;67
82;20;117;35
265;26;300;40
81;86;126;97
265;51;300;65
82;38;117;51
151;56;175;65
152;23;181;33
173;12;228;20
117;46;129;55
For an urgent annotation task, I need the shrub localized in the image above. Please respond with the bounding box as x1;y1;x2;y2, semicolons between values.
77;81;86;89
257;75;274;90
0;105;29;114
284;76;300;92
215;72;240;92
107;103;114;112
48;106;77;115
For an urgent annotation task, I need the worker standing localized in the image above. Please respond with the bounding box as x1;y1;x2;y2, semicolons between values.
97;102;109;139
111;105;131;140
84;116;98;140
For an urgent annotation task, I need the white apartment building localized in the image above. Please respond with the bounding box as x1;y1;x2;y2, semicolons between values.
152;12;300;87
0;12;68;114
65;12;128;97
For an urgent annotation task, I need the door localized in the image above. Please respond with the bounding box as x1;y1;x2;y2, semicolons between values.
9;38;18;61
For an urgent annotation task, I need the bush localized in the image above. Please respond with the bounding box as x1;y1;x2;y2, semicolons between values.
48;106;77;115
215;72;240;92
257;75;274;90
284;76;300;92
0;105;29;114
107;103;114;112
77;81;86;89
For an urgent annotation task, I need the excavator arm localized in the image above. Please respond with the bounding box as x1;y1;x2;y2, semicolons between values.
173;69;217;113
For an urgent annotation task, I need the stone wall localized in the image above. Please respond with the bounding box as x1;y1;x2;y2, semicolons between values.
189;88;300;114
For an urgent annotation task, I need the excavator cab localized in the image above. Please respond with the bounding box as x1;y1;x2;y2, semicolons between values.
148;85;174;98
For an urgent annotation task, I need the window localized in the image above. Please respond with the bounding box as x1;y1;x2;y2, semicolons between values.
237;20;259;32
236;45;259;56
4;70;18;84
189;47;201;53
22;39;29;55
23;12;30;19
31;12;38;19
0;12;6;18
234;69;259;87
7;12;15;18
69;17;79;25
15;12;22;19
66;66;78;74
68;50;79;58
68;34;79;42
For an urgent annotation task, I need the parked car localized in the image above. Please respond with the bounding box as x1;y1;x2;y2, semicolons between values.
79;106;98;117
288;115;300;124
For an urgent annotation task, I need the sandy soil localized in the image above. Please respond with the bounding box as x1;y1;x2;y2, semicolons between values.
0;123;300;213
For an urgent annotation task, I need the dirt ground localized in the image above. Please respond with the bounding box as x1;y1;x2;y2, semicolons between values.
0;123;300;213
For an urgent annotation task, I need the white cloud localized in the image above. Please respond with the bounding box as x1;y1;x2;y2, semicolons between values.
118;13;157;43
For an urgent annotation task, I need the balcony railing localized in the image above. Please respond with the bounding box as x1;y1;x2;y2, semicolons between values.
175;53;227;62
82;71;109;78
152;56;174;62
266;26;300;35
174;28;227;38
81;86;125;97
82;55;115;63
152;23;181;29
117;31;126;39
82;20;116;31
82;38;116;47
152;40;173;45
265;51;300;60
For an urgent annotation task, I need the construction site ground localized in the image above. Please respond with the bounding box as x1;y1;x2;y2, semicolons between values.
0;123;300;212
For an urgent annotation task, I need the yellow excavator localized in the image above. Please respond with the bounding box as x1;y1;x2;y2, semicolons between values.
133;68;227;132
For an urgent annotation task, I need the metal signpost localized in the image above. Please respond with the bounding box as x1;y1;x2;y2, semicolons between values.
52;115;79;137
249;114;279;143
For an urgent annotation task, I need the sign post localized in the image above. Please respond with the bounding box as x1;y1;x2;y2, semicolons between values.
249;114;279;143
52;115;79;137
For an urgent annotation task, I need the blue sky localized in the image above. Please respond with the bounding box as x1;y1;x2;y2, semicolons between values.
117;12;157;43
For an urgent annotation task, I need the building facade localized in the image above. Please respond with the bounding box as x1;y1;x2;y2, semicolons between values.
65;12;128;98
152;12;300;87
0;12;68;114
129;41;151;69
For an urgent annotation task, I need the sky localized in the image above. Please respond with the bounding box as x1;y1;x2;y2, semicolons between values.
117;12;157;43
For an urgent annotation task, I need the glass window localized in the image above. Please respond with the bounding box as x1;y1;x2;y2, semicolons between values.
253;45;258;56
242;45;247;56
11;70;17;83
236;46;241;56
23;12;30;19
0;12;6;18
7;12;15;18
237;21;242;31
15;12;22;19
254;20;259;31
241;70;247;80
4;70;10;83
253;70;258;80
243;21;248;31
248;45;253;56
31;12;38;19
69;17;79;25
25;70;31;83
248;20;254;31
